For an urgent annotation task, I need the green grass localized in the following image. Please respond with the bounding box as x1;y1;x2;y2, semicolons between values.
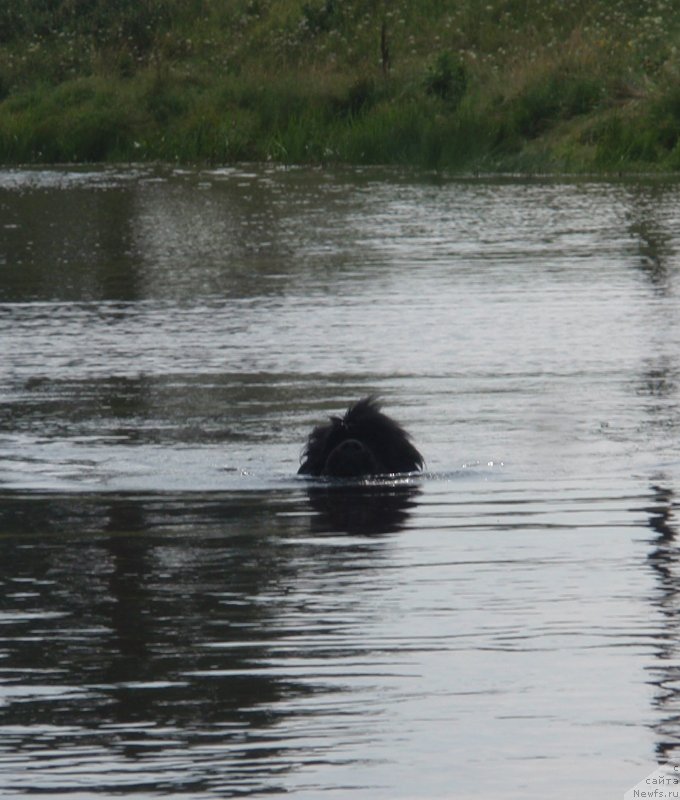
1;0;680;171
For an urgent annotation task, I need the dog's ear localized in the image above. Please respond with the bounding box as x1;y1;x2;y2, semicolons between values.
342;397;423;473
298;415;344;475
298;422;330;475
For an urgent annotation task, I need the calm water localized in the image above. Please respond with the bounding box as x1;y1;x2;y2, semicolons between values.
2;165;680;798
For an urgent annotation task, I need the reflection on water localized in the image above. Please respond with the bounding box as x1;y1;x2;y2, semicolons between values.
2;166;680;797
305;482;420;534
0;486;418;797
646;482;680;765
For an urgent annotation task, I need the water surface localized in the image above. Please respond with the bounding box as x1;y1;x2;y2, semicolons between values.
2;165;680;798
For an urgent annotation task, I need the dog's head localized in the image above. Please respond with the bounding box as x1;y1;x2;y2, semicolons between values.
298;397;423;478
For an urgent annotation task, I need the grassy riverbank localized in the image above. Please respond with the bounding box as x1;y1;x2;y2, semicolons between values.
1;0;680;171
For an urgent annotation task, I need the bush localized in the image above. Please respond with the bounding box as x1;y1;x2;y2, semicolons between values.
508;70;602;138
424;52;467;108
301;0;338;34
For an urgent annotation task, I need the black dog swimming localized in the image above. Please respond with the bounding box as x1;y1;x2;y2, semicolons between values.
298;397;424;478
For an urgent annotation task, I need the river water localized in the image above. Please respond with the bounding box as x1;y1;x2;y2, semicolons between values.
1;165;680;798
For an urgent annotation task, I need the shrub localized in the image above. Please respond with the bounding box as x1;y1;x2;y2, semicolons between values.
301;0;338;34
424;52;467;108
508;69;602;138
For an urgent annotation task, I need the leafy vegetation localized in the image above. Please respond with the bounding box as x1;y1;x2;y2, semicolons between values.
1;0;680;170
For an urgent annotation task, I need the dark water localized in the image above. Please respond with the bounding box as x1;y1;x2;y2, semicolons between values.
2;165;680;798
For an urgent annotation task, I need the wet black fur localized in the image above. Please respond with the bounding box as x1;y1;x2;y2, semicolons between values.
298;397;424;478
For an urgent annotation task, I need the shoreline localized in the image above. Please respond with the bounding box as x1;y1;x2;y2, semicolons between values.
2;2;680;172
